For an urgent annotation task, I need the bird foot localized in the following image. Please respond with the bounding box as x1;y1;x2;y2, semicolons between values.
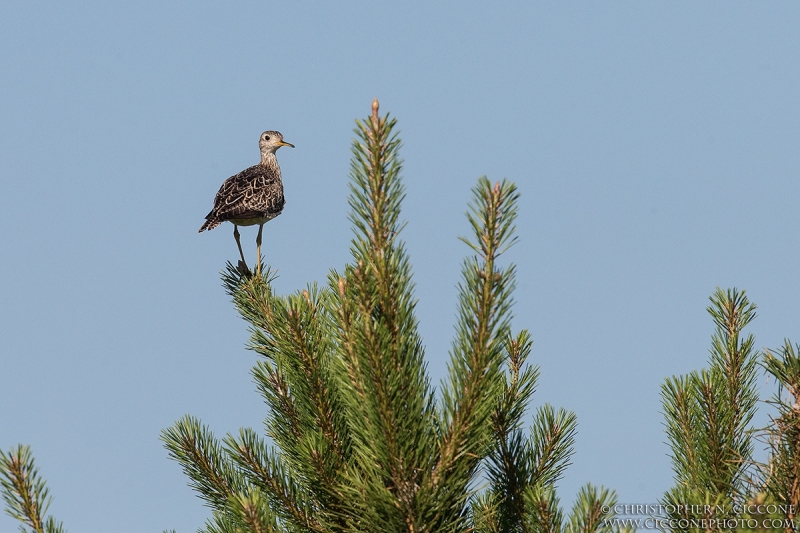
237;260;252;277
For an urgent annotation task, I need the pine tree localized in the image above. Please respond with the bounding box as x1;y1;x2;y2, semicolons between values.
161;100;622;533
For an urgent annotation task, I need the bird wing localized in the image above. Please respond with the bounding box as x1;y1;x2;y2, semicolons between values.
208;165;284;221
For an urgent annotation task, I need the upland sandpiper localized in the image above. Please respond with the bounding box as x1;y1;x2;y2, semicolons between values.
199;131;294;274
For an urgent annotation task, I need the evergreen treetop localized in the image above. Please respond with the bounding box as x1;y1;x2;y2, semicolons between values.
160;100;619;532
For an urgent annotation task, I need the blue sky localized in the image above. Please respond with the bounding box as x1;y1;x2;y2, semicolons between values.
2;2;799;531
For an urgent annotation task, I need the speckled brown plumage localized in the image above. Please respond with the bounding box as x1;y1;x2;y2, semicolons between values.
198;160;285;232
199;130;294;273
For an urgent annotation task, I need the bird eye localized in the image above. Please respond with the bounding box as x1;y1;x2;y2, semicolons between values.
264;135;270;140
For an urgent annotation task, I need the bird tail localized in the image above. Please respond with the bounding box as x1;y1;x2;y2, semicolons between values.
198;215;222;233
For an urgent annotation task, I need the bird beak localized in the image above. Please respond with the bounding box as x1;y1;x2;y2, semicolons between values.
278;141;295;148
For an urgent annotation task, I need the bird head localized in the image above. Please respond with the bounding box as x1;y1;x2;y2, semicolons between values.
259;131;294;155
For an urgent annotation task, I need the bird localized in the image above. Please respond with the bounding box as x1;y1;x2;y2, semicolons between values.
199;130;294;275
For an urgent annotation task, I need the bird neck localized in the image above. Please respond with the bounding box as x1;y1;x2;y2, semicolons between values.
260;151;279;168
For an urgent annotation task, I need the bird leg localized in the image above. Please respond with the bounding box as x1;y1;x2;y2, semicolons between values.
233;225;250;275
255;223;264;275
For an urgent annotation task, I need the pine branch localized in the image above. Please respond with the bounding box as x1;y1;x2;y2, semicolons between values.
226;487;283;533
480;328;580;533
661;374;701;486
161;415;244;510
484;331;540;532
224;428;319;532
432;178;520;520
223;261;351;526
0;445;64;533
202;508;265;533
328;99;438;531
565;484;616;533
523;485;564;533
528;405;578;490
763;341;800;404
761;341;800;518
706;288;759;490
249;289;349;498
660;288;760;521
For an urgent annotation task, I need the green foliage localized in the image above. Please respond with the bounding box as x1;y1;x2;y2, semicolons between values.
761;341;800;521
0;445;64;533
565;484;618;533
660;288;762;530
162;101;615;532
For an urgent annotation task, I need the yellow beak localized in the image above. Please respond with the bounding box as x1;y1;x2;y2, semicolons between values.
278;140;295;148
